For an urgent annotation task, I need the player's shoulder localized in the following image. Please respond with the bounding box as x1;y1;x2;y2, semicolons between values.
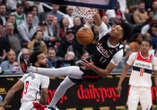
34;73;49;80
130;52;138;57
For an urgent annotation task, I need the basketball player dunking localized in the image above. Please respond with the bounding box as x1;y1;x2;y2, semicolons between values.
23;14;132;110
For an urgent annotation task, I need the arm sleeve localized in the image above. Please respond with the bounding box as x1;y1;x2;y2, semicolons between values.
126;52;137;66
98;22;109;40
111;49;124;66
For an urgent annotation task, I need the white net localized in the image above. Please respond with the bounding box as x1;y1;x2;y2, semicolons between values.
72;6;98;20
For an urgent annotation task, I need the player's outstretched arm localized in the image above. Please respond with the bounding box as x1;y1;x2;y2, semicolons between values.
93;14;102;26
81;59;115;77
117;64;130;94
0;80;24;109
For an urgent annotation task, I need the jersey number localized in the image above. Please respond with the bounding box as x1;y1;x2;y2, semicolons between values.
140;68;144;76
24;81;29;94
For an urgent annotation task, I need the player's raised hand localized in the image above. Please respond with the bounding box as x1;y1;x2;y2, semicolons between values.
93;13;102;26
81;58;94;70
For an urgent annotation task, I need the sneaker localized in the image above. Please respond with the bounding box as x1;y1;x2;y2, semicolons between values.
18;52;30;73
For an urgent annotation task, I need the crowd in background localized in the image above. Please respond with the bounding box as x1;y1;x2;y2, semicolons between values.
0;0;157;74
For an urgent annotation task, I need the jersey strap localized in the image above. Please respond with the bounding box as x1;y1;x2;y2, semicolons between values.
136;52;152;63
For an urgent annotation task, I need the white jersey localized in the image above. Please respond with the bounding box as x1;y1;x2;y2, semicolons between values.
20;72;50;103
127;52;157;87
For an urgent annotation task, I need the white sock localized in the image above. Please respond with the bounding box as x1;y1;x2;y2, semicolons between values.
49;77;75;107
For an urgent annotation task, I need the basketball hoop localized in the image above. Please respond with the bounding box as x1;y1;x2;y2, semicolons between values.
72;6;98;20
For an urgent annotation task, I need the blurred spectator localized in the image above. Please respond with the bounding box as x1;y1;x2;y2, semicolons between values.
6;0;18;11
1;49;19;74
7;14;16;27
153;1;157;19
143;32;151;41
92;25;100;41
3;23;21;54
24;1;33;14
133;2;148;24
12;2;25;27
45;14;54;37
0;18;4;38
61;6;74;28
52;16;60;42
71;17;83;33
30;5;39;26
75;51;90;67
102;15;112;32
47;47;58;68
0;21;10;62
48;4;63;23
106;9;116;19
128;33;143;52
149;25;157;49
63;51;75;67
146;9;155;25
56;28;75;58
20;48;31;61
43;14;59;47
28;30;47;54
59;17;69;38
0;3;7;26
65;51;75;61
33;1;53;13
65;6;74;28
115;2;123;20
17;13;37;47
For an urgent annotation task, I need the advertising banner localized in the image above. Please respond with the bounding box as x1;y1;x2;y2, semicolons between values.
0;75;157;110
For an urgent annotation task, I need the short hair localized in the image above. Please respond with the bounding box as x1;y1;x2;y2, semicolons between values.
48;47;56;52
0;3;5;7
32;30;43;39
121;21;133;41
16;2;24;8
29;51;43;66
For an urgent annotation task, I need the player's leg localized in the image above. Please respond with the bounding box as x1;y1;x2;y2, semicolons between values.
19;53;83;79
127;86;139;110
48;76;76;108
29;66;83;79
140;87;152;110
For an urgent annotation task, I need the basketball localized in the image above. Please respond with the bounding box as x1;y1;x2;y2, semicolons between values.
76;27;94;45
